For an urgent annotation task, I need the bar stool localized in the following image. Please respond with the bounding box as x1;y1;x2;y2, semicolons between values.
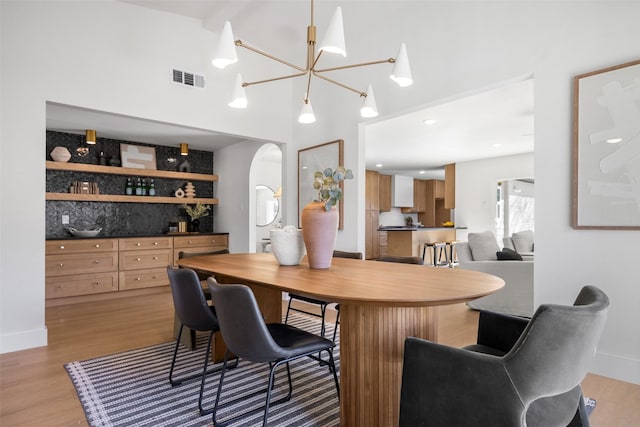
445;240;458;267
422;242;447;266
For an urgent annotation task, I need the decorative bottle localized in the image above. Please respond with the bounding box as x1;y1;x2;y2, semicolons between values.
148;179;156;196
125;177;133;195
135;178;142;196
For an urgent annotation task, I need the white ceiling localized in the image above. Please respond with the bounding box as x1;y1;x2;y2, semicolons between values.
46;1;534;173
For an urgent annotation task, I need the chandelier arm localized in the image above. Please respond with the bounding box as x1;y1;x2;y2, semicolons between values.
236;40;307;72
243;71;309;87
313;72;366;96
314;58;395;73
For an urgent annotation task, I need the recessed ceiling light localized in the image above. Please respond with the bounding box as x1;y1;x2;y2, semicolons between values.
419;170;425;174
492;143;502;148
376;163;383;168
423;119;437;126
606;138;622;144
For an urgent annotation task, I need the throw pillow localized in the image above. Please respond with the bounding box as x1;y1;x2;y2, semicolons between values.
468;231;500;261
496;248;523;261
511;230;534;253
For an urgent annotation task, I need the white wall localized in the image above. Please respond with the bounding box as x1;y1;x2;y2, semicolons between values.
2;0;639;384
456;153;534;235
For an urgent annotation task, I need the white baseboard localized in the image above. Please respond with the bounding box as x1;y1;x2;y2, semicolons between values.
0;326;48;354
590;350;640;385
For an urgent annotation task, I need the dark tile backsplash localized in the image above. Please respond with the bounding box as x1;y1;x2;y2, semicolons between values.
46;131;215;238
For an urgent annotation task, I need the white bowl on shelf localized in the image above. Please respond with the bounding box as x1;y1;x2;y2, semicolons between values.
67;227;102;238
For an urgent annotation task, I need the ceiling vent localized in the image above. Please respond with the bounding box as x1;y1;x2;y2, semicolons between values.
172;69;205;88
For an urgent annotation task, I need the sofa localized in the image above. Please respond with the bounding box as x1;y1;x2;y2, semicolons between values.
457;231;534;317
503;229;534;261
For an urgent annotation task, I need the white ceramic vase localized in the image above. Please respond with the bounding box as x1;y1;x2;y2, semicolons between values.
270;226;306;266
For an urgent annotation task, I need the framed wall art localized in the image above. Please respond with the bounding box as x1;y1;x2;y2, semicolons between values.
298;139;344;229
120;143;157;170
572;59;640;229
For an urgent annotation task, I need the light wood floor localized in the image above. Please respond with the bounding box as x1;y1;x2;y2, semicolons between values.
1;290;638;426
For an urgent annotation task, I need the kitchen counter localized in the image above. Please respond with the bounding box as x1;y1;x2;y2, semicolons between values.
384;227;458;258
46;232;228;241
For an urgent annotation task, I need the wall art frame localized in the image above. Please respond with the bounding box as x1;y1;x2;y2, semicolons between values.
120;143;157;170
572;59;640;230
298;139;344;230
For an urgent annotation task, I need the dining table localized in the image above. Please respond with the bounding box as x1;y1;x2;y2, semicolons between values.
177;252;504;427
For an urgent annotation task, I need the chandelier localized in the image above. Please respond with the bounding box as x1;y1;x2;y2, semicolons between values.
211;0;413;124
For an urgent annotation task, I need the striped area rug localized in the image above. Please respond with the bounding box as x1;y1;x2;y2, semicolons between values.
65;314;340;427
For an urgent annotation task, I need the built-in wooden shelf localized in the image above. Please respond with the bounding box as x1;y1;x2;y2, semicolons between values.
45;161;217;182
46;161;218;204
45;193;218;204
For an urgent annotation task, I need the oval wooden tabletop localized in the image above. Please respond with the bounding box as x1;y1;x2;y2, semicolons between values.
177;253;504;307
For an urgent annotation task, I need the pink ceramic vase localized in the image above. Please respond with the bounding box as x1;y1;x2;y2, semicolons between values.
301;202;339;269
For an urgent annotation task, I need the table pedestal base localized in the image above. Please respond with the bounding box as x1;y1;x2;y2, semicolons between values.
339;304;437;427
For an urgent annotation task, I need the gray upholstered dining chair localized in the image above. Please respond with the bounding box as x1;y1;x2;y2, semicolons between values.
399;285;609;427
377;255;425;265
166;267;236;416
207;277;340;427
175;248;229;350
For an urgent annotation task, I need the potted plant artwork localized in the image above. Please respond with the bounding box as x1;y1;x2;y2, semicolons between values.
181;202;210;233
301;166;353;269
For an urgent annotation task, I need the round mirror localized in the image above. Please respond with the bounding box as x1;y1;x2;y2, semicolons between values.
256;185;280;227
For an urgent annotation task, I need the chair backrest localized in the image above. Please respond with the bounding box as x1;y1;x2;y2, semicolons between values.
377;255;424;265
333;250;363;260
207;278;289;362
505;286;609;404
178;248;230;259
167;266;218;332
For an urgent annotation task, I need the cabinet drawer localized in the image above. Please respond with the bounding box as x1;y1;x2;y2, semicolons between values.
46;239;117;255
174;235;228;249
119;249;172;271
119;237;173;251
119;267;169;290
46;253;118;277
46;272;118;299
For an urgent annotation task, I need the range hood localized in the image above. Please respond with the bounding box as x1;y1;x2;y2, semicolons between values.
392;175;413;207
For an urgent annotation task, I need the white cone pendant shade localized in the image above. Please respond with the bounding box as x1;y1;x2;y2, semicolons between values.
360;84;378;118
298;100;316;124
212;21;238;69
390;43;413;87
318;7;346;57
228;74;248;108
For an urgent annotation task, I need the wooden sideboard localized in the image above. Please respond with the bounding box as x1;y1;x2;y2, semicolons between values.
45;234;228;306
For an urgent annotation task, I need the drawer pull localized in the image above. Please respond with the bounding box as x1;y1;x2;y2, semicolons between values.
94;260;100;264
136;257;142;261
59;245;65;250
59;263;64;267
94;281;100;285
153;256;159;260
136;242;142;246
188;240;192;244
95;244;100;248
57;284;64;289
152;275;158;279
153;242;159;246
135;277;142;281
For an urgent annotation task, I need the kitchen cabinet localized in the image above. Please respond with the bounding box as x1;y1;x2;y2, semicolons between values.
378;174;392;212
45;233;228;305
401;179;427;213
366;170;380;211
45;161;218;205
418;180;450;227
118;237;173;290
45;238;119;299
365;210;380;259
391;175;414;207
444;163;455;209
